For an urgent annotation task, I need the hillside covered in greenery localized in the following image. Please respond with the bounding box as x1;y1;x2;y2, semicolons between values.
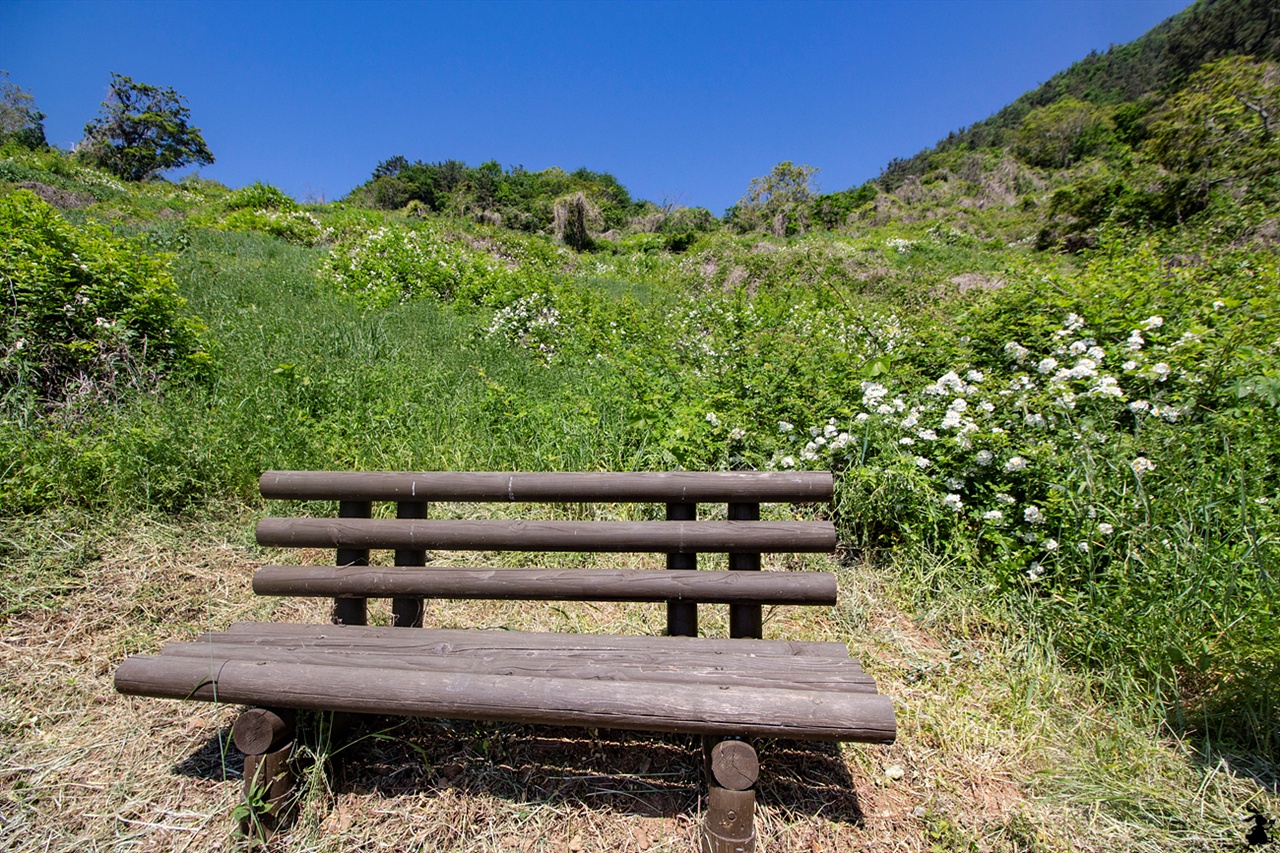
1;1;1277;850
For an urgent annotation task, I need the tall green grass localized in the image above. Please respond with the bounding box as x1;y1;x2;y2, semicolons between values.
1;162;1275;770
2;229;644;514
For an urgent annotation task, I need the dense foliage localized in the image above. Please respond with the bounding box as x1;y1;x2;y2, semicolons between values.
78;73;214;182
1;0;1277;783
0;190;209;406
0;71;47;150
346;157;646;241
879;0;1280;189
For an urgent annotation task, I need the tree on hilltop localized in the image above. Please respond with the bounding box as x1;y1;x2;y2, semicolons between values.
78;73;214;181
0;71;47;149
731;161;819;235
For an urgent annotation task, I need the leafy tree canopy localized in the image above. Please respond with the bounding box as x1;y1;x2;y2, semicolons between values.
730;161;819;234
0;71;47;150
1014;97;1116;168
79;73;214;182
347;157;641;235
1146;54;1279;178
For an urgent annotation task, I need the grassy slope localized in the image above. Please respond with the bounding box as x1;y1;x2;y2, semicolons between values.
1;177;1275;851
3;27;1279;845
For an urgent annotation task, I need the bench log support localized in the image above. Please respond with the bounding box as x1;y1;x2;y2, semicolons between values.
115;470;895;850
392;500;427;627
333;500;371;626
234;707;297;838
667;501;698;637
703;739;759;853
728;502;762;639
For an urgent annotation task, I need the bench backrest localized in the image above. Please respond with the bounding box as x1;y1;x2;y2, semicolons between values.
256;471;837;639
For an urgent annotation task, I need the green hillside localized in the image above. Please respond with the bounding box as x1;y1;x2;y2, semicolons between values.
1;3;1277;850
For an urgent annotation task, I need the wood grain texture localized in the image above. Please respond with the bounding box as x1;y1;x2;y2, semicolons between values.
702;786;757;852
158;636;876;693
232;708;294;755
251;566;838;605
710;740;760;790
255;518;837;553
259;470;834;503
114;655;897;741
217;623;855;659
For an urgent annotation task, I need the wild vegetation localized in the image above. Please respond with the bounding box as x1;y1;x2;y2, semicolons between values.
1;2;1278;850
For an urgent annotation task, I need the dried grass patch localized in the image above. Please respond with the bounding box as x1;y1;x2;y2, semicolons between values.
2;511;1274;851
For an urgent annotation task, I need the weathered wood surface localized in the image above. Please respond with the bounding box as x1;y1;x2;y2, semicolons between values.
252;566;838;605
256;518;837;554
702;786;757;853
240;740;295;837
709;740;760;791
260;470;834;503
232;708;294;755
666;501;699;637
728;502;763;639
217;622;856;659
333;500;371;626
114;655;897;741
157;637;877;693
392;500;428;628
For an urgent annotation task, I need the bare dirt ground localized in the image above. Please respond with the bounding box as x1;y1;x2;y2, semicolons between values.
1;513;1272;852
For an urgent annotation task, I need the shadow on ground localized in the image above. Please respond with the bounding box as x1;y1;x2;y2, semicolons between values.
172;725;243;781
174;713;865;824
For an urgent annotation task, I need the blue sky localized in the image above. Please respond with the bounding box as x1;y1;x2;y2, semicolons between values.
3;0;1192;213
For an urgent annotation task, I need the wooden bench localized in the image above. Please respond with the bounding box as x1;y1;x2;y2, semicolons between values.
115;471;896;850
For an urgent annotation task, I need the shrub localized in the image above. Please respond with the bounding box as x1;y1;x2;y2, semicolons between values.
217;207;325;246
0;190;209;404
194;182;327;246
223;181;297;212
317;221;554;308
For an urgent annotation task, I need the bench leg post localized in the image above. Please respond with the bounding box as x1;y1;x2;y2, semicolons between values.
234;707;298;839
701;738;759;853
334;500;372;626
239;739;296;838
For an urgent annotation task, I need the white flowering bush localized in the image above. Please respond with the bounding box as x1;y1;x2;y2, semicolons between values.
189;182;329;246
218;207;326;246
485;291;562;360
661;234;1276;748
0;190;209;401
318;222;517;306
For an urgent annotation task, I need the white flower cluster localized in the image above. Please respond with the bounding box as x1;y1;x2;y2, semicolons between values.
486;292;562;359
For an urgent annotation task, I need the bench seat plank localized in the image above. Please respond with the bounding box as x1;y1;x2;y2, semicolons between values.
217;623;855;659
255;518;838;553
252;566;839;604
160;631;871;692
115;653;896;742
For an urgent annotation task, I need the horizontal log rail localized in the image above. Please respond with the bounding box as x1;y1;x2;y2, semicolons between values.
216;622;854;659
255;518;837;553
260;470;834;503
155;635;876;693
251;566;838;605
115;655;896;741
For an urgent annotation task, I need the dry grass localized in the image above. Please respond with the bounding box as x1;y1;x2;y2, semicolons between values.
1;509;1275;852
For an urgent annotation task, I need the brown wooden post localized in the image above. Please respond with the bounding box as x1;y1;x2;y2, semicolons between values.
240;740;296;837
232;708;295;756
727;502;761;639
333;500;372;625
234;706;297;839
393;500;427;627
702;739;759;853
667;502;698;637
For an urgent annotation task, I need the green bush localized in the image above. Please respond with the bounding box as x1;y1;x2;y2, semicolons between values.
217;207;326;246
0;189;209;403
223;181;297;212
